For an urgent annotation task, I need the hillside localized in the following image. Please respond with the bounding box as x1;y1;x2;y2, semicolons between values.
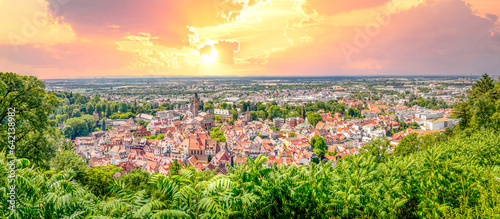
2;73;500;218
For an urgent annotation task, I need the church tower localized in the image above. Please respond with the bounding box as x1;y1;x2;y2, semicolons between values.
245;107;251;122
192;92;200;117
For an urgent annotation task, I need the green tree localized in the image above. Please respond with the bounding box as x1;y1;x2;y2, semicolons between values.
91;96;101;104
361;137;390;162
105;103;112;117
86;164;123;197
116;169;151;192
454;73;500;132
386;128;396;137
230;109;238;120
394;133;419;156
257;110;267;120
144;103;152;112
101;119;106;131
347;107;361;118
310;135;328;159
268;105;281;119
109;112;135;119
49;150;87;183
169;159;181;176
63;115;95;139
330;101;346;114
473;73;495;94
409;121;420;129
211;129;226;142
203;102;214;111
137;119;148;127
56;114;66;123
0;72;61;168
307;113;322;126
220;102;228;109
86;103;95;114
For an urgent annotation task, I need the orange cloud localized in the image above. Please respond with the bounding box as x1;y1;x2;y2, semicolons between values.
213;40;240;64
0;0;75;47
199;40;240;64
299;0;391;15
1;0;500;78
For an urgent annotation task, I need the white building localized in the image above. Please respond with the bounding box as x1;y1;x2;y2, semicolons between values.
423;118;455;130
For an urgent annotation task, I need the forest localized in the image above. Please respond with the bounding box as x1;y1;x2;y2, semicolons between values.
1;72;500;218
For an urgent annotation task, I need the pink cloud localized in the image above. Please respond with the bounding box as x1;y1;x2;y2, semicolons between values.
0;39;134;72
269;0;500;76
51;0;266;47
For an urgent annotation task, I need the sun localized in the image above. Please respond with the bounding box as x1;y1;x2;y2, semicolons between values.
201;45;218;64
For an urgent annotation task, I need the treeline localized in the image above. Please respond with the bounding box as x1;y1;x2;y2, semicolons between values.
51;91;176;123
405;94;451;110
202;99;345;125
247;100;345;121
50;91;179;138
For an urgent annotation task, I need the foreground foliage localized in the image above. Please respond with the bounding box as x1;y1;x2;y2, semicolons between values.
2;129;500;218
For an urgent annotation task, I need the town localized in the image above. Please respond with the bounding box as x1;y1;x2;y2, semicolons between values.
48;76;468;177
3;0;500;216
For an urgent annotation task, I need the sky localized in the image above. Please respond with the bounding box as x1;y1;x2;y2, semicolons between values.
0;0;499;79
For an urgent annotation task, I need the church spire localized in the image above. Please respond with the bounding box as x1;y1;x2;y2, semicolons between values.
192;92;200;117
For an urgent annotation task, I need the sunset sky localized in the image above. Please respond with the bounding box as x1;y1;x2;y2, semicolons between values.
0;0;499;79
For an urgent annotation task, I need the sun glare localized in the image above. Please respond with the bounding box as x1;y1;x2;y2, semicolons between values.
201;45;218;64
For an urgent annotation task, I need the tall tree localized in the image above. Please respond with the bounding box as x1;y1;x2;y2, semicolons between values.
0;73;61;168
394;133;419;156
473;73;495;95
101;119;106;131
50;150;87;182
307;113;322;126
105;103;112;117
169;159;181;176
454;73;500;131
86;165;123;197
310;135;328;159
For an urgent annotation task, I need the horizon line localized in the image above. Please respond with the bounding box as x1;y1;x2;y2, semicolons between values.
39;74;495;81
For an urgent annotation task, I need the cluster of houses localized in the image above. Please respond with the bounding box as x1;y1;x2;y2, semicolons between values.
72;95;457;178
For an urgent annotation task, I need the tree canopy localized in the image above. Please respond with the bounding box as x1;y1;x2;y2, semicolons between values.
49;150;87;183
310;135;328;159
0;72;61;168
307;113;322;126
63;115;96;139
454;73;500;132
